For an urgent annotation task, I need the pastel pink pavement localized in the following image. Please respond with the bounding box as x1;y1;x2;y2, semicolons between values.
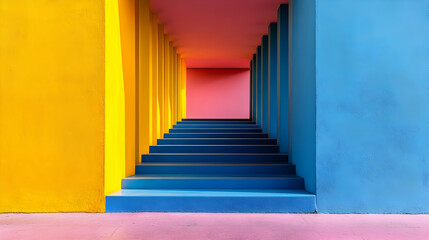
1;213;428;240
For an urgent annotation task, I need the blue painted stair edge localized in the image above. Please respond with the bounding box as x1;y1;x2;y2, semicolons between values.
173;124;261;128
141;153;289;163
106;189;316;213
121;175;304;189
149;145;280;153
157;138;277;145
164;133;269;138
135;163;296;174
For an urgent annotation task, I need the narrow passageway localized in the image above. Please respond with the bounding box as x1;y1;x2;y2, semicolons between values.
106;0;311;213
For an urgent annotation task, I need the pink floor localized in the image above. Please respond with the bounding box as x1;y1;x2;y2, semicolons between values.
1;213;428;240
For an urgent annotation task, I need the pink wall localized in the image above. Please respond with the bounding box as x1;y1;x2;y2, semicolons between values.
186;68;250;119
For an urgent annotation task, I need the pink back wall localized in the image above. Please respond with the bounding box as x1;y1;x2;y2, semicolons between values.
186;68;250;119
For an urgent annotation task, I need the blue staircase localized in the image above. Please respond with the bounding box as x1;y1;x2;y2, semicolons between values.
106;119;315;213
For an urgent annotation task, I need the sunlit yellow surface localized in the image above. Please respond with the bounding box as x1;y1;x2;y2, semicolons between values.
0;0;105;212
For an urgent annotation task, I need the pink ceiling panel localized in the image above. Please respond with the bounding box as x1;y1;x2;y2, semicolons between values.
150;0;288;68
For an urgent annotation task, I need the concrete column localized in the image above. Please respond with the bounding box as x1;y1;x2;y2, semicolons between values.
268;23;278;139
252;54;257;121
261;36;269;134
277;4;289;153
256;46;262;125
249;60;253;120
290;0;316;193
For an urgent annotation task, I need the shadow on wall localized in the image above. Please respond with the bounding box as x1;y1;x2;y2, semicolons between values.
187;68;250;119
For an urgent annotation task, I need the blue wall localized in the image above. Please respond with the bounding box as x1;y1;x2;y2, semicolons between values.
290;0;316;194
315;0;429;213
261;36;269;134
277;4;289;154
268;23;278;139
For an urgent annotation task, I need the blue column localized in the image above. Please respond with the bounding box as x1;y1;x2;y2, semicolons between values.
261;36;269;134
268;23;278;139
256;46;262;125
277;4;289;153
249;60;253;120
252;54;257;121
291;0;316;194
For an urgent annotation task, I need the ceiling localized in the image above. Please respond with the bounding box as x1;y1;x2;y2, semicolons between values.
150;0;289;68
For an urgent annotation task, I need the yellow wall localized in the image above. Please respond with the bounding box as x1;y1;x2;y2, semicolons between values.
0;0;105;212
0;0;187;212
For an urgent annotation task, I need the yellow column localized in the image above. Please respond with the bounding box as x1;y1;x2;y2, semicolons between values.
177;55;182;121
105;0;126;195
157;24;165;139
169;42;174;127
138;0;150;156
119;0;137;177
149;12;158;145
172;47;177;125
164;37;172;130
181;59;187;119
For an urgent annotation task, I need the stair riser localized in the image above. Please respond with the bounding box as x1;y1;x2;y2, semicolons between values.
149;145;279;153
177;121;256;125
173;124;261;129
157;139;277;145
122;178;304;189
106;196;316;213
169;128;262;133
164;133;269;138
141;154;288;163
135;164;296;175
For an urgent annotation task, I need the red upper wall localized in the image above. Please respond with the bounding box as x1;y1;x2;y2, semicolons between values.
186;69;250;119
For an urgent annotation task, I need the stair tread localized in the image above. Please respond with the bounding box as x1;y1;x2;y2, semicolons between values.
127;174;300;179
167;133;267;134
137;162;292;166
172;128;260;129
182;119;251;121
108;189;314;197
152;145;279;147
160;138;275;140
144;153;287;155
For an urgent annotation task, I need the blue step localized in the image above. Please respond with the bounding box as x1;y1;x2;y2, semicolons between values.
106;189;316;213
121;174;304;189
177;121;256;125
157;138;277;145
135;163;295;174
164;133;269;138
169;128;262;133
107;118;312;213
142;153;288;163
173;124;261;129
149;145;279;153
